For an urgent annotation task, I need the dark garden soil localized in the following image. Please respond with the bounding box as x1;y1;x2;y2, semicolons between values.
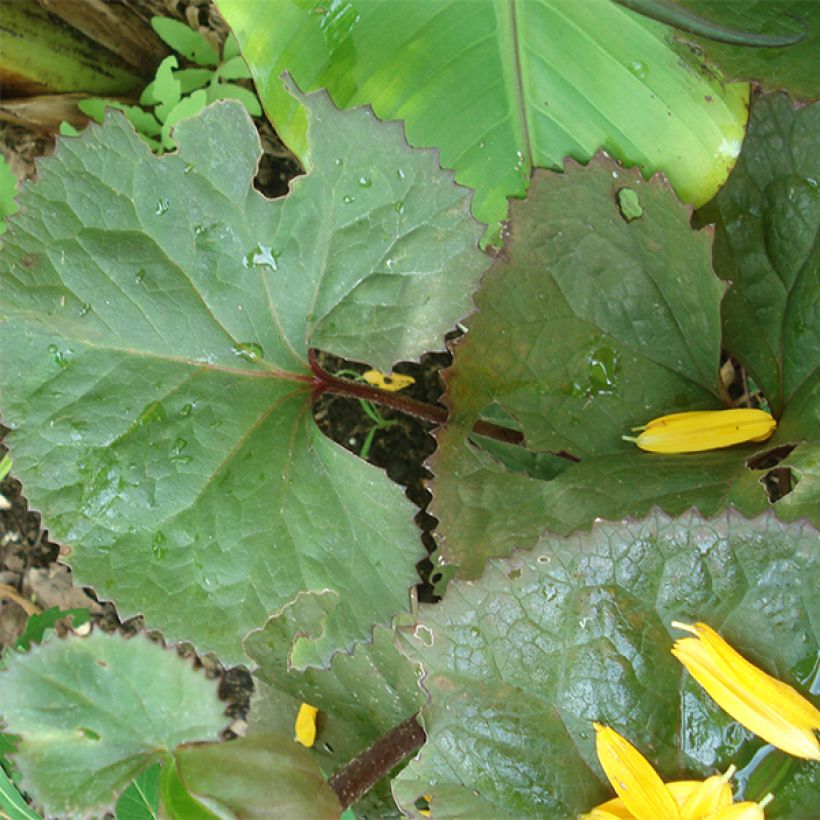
0;0;452;712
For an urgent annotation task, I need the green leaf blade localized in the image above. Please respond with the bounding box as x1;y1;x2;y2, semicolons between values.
218;0;749;233
0;632;227;817
393;511;819;818
1;89;487;664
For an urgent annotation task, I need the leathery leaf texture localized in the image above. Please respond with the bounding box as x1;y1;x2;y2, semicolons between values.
0;631;227;817
217;0;749;234
0;88;488;664
393;511;819;819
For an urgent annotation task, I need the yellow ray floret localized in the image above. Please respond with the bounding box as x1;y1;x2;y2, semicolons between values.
671;622;820;760
362;369;415;391
623;409;776;453
700;794;773;819
584;776;733;820
592;723;681;820
294;702;319;748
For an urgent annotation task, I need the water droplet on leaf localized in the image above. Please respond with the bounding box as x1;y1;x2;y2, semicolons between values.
154;197;170;215
232;342;264;361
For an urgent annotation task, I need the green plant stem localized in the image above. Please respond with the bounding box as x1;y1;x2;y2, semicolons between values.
309;350;580;460
328;715;426;810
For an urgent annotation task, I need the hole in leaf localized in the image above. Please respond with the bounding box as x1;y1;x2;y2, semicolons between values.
323;741;335;753
746;444;795;471
760;467;794;503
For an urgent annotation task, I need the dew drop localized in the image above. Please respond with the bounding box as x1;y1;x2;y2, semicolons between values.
357;176;372;188
394;200;405;214
79;303;91;317
180;402;194;417
250;243;281;270
151;532;167;560
342;194;355;204
154;197;170;215
134;268;146;284
628;60;648;79
232;341;264;361
335;157;344;166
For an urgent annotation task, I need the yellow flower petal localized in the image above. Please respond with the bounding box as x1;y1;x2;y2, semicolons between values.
362;369;415;391
294;702;319;748
624;409;776;453
586;779;731;819
672;622;820;760
593;723;681;820
679;766;735;820
703;793;773;819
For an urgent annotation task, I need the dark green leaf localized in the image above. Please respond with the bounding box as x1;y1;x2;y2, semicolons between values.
393;511;819;817
0;632;227;817
675;1;820;99
173;733;340;819
0;89;487;664
159;756;216;820
697;93;819;419
151;17;218;67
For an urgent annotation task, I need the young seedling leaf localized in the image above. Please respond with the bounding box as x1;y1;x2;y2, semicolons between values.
173;733;340;819
0;632;227;817
673;2;819;99
160;89;208;150
393;511;819;818
205;83;262;117
216;55;252;81
697;93;819;421
174;68;215;94
0;87;487;664
151;17;218;67
217;0;749;235
152;55;182;122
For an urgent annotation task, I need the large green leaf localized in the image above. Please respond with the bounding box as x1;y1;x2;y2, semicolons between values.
0;90;488;664
0;632;227;818
172;733;340;819
428;157;791;576
217;0;749;235
675;1;820;100
393;511;819;818
697;93;819;419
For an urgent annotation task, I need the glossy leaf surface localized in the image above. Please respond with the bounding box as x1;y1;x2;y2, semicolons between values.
697;93;819;419
0;632;226;817
429;157;778;577
393;511;819;818
0;90;488;663
217;0;749;233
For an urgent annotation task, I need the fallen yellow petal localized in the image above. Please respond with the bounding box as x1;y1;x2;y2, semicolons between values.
702;793;773;819
294;702;319;748
593;723;681;820
362;369;415;391
624;409;776;453
672;622;820;760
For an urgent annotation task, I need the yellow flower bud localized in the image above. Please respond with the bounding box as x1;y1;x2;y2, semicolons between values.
624;409;776;453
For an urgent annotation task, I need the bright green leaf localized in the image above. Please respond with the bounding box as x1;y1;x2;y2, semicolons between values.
205;83;262;117
393;511;819;818
159;756;217;820
0;154;19;224
0;89;487;664
222;32;240;61
174;67;216;94
216;55;252;81
116;764;160;820
0;632;227;817
217;0;748;235
173;733;340;819
77;99;161;138
151;17;218;67
152;55;182;122
674;1;820;99
160;89;208;150
697;93;819;419
0;764;38;820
